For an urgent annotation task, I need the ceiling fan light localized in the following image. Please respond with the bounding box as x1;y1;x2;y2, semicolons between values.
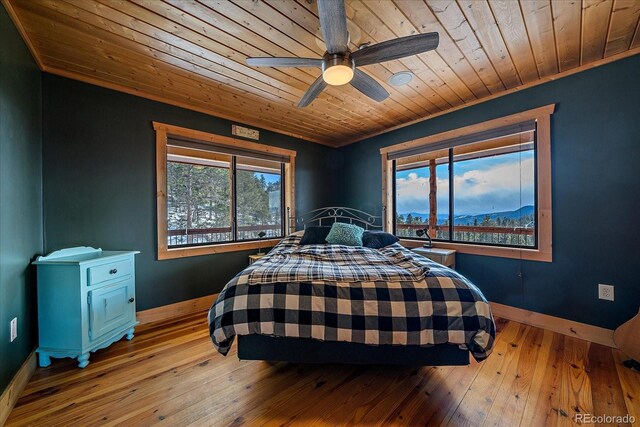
323;64;354;86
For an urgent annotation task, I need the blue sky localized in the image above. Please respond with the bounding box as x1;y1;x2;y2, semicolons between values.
396;151;534;216
255;172;280;185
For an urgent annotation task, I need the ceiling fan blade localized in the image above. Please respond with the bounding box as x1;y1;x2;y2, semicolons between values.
351;32;439;66
246;57;322;67
350;69;389;102
317;0;349;54
298;75;327;108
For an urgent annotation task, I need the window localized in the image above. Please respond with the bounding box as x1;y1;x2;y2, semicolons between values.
155;122;295;259
382;105;553;262
167;152;232;246
452;140;535;247
395;152;450;241
235;156;283;241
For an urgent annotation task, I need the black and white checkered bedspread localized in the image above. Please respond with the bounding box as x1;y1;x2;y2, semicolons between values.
208;235;496;362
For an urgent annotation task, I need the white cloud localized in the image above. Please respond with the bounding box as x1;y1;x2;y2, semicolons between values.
396;158;534;215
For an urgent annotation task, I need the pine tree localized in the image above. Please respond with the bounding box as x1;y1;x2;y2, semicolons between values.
166;161;279;243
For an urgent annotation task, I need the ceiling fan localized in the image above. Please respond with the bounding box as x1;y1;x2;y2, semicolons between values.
246;0;439;107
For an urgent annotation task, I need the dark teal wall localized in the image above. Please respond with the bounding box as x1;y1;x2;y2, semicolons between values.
336;55;640;330
42;74;339;311
0;7;43;392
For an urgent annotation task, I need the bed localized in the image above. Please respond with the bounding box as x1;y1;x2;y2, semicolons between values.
208;207;495;366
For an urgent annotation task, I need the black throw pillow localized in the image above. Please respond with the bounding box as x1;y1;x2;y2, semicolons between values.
362;231;400;249
299;226;332;245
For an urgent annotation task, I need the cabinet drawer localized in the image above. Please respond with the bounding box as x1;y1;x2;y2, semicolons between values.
88;258;132;286
89;279;135;340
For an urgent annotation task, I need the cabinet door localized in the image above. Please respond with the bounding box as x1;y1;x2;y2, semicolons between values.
89;280;135;340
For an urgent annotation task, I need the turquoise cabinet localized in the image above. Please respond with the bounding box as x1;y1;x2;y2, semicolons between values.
33;247;140;368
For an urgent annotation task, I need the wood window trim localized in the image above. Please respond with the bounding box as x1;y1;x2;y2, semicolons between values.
381;104;554;262
154;122;296;260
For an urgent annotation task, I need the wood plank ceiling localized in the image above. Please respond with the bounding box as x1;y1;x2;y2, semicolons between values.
4;0;640;147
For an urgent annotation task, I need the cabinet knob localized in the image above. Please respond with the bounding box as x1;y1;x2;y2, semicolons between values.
109;268;118;275
128;298;135;303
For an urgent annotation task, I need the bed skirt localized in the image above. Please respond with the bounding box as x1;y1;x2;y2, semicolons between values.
237;334;470;366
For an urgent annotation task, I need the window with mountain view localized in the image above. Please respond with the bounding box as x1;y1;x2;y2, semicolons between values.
393;132;537;249
452;145;535;247
383;106;553;260
395;154;449;240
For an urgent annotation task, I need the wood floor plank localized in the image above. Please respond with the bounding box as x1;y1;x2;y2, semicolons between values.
302;366;446;427
8;340;216;425
43;347;244;426
105;361;300;426
6;312;640;426
612;349;640;422
588;343;631;425
17;323;210;400
517;329;555;425
520;332;567;427
481;325;546;427
391;361;483;426
559;336;594;425
444;320;527;426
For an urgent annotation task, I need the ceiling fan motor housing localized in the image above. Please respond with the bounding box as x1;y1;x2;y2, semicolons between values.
322;52;355;86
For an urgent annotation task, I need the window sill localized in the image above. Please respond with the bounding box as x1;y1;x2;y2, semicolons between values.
399;239;552;262
158;238;281;260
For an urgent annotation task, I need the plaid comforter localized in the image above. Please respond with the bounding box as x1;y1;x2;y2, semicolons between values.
209;235;496;362
243;243;430;285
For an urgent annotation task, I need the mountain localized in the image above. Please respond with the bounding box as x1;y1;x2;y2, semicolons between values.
402;205;534;225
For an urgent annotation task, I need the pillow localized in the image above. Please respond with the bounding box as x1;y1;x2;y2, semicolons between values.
325;223;365;246
299;226;331;245
362;231;399;249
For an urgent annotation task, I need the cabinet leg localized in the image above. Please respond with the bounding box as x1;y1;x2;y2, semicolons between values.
77;353;90;368
38;352;51;368
126;327;135;341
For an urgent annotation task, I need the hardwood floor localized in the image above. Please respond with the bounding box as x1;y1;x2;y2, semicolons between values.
6;312;639;426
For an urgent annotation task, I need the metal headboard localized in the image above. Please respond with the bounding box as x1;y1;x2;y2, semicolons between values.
286;207;382;234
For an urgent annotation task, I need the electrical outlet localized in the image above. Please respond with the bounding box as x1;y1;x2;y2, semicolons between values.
598;284;614;301
10;317;17;342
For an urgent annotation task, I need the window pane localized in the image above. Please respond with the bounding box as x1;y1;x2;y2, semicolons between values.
452;145;535;247
166;157;231;247
395;159;449;240
236;156;283;241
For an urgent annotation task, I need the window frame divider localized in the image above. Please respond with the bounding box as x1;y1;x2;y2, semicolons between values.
448;148;454;240
231;156;238;242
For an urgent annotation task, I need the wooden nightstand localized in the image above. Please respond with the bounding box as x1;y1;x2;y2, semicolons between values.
248;254;266;265
412;247;456;269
